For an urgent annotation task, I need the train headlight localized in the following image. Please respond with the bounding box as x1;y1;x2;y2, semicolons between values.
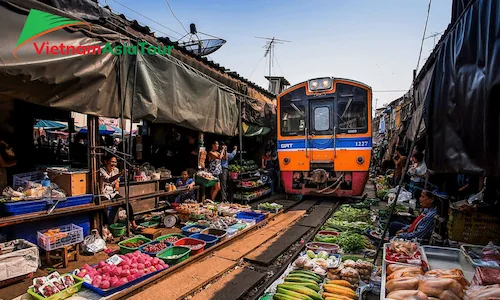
308;78;332;91
357;156;365;164
284;157;291;165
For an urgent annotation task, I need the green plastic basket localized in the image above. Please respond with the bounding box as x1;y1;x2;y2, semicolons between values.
156;246;190;265
109;223;126;237
195;175;219;187
28;275;83;300
139;221;160;228
118;235;152;254
156;233;186;243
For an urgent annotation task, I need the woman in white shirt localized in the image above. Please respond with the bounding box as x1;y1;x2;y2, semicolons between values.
407;151;427;200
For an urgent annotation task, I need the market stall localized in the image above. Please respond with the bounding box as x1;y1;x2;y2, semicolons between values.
257;198;500;300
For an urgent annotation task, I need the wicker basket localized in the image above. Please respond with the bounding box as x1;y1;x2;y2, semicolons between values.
448;207;500;245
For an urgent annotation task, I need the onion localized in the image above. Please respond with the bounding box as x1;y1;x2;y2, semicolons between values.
304;261;315;270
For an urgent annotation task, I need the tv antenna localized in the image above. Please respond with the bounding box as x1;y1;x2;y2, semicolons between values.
255;36;291;76
178;23;226;56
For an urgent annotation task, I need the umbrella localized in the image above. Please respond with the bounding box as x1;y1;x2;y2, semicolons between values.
78;125;116;135
34;120;67;130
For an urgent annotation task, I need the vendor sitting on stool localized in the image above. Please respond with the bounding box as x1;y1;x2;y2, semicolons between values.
100;153;139;230
174;170;195;203
389;190;438;241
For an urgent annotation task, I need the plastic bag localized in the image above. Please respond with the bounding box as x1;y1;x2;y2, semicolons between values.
101;225;113;243
81;229;106;254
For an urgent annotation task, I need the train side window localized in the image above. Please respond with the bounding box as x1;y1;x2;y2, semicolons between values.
314;106;330;131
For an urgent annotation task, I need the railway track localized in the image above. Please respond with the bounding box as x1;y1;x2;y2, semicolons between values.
118;196;345;300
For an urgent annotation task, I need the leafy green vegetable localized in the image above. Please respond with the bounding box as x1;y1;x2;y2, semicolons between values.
376;188;390;198
314;232;370;253
322;219;373;233
331;206;370;222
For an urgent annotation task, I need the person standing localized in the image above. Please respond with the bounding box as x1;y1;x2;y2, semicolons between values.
0;138;16;190
407;151;427;200
392;148;407;187
262;149;278;194
220;142;237;202
186;135;198;176
207;141;224;200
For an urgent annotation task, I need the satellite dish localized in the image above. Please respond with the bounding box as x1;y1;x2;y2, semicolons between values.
178;23;226;56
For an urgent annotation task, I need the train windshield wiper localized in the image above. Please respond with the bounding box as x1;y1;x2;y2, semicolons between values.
290;103;304;116
341;98;353;118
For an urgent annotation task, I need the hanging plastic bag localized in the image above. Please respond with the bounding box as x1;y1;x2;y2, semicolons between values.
81;229;106;254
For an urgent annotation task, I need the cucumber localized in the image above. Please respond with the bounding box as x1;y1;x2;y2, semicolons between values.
284;276;319;286
283;281;320;292
277;284;322;300
286;273;322;283
289;270;322;281
273;293;299;300
277;287;314;300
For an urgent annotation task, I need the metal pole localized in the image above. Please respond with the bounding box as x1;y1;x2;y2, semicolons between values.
125;42;140;235
238;98;244;203
372;104;424;264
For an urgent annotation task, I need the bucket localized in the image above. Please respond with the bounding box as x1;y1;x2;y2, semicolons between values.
109;223;126;237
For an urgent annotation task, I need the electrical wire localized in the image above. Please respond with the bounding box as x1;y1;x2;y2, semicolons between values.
163;0;190;35
249;54;266;80
415;0;432;74
108;0;184;38
373;90;410;93
274;53;285;76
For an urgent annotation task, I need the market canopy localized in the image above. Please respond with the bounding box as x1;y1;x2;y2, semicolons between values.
422;0;500;175
34;120;67;130
0;0;269;136
78;125;115;135
242;122;271;137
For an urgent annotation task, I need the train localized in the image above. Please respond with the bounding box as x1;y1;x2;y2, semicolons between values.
277;77;372;197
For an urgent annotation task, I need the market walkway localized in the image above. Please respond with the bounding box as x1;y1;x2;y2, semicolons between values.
129;206;309;300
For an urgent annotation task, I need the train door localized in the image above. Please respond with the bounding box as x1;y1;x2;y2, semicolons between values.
309;99;335;163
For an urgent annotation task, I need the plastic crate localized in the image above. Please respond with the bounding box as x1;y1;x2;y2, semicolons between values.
190;233;219;249
236;211;265;223
181;224;207;237
28;275;83;300
448;207;500;245
82;268;163;297
174;238;206;255
156;233;185;243
201;228;227;241
118;236;152;254
0;195;93;216
156;246;191;265
138;240;172;256
13;171;44;189
37;224;83;251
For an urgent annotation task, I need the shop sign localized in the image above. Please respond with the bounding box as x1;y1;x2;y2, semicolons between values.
14;9;173;59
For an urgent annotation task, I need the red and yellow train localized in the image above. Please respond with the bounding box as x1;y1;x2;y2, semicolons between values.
277;77;372;196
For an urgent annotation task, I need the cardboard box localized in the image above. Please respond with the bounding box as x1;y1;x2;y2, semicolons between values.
51;171;89;196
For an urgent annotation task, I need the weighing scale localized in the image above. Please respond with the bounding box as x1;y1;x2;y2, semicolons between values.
163;209;179;228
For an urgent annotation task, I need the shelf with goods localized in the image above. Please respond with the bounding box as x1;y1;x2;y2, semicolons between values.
233;187;272;202
236;180;271;191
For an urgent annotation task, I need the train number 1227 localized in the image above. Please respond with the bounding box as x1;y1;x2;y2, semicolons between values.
355;141;369;147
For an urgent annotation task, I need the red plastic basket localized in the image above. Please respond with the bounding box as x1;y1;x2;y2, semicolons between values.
174;237;206;255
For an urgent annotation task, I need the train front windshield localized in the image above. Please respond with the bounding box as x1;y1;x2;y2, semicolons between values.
279;83;369;136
